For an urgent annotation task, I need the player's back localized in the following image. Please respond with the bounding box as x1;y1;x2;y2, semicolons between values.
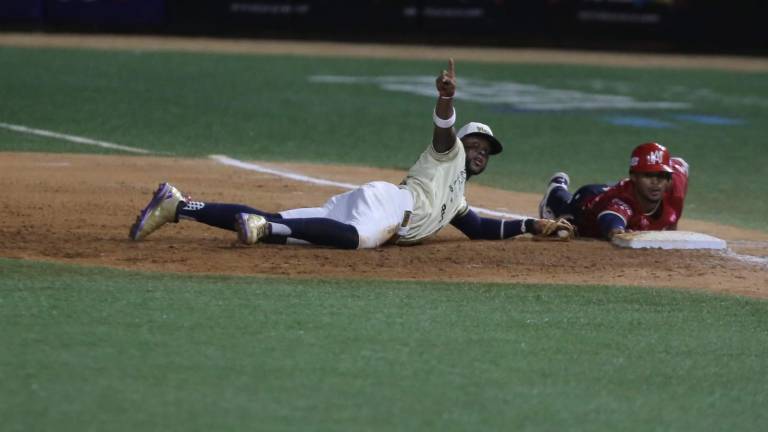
398;140;468;244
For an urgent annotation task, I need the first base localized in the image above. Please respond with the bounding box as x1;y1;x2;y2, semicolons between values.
611;231;727;250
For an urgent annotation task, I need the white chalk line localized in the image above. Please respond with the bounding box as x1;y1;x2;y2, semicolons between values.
3;122;766;268
722;240;768;267
0;122;522;217
727;240;768;249
0;121;151;154
15;121;749;232
209;154;360;190
721;250;768;267
209;154;529;220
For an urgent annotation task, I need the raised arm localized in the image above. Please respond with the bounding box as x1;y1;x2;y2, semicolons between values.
432;58;458;154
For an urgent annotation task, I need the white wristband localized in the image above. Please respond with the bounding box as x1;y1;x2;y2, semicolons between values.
521;218;535;234
433;108;456;129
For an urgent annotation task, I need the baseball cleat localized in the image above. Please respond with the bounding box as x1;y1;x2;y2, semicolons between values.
538;172;570;219
129;182;185;241
235;213;269;245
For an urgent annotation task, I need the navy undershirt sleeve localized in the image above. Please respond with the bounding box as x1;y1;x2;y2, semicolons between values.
451;209;533;240
598;212;626;238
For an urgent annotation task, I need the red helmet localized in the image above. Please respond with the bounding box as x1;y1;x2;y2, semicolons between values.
629;142;673;173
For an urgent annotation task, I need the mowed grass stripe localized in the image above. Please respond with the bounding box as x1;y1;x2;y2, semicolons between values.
2;258;767;431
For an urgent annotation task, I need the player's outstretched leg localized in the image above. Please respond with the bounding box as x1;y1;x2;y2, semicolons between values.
129;182;185;240
538;172;571;219
178;201;281;231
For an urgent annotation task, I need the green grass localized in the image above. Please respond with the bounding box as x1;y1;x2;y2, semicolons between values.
2;45;767;431
0;46;767;229
2;258;767;431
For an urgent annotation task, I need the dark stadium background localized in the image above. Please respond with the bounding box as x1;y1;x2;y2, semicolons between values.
1;0;765;54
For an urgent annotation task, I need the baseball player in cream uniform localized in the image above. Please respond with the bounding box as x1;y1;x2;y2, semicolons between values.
129;60;557;248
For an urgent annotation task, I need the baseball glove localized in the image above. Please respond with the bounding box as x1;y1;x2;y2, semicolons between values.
534;218;576;241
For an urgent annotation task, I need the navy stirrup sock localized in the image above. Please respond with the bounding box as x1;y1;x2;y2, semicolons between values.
269;218;359;249
178;202;282;231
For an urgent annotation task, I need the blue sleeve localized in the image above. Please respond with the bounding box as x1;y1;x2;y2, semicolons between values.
598;212;626;238
451;209;534;240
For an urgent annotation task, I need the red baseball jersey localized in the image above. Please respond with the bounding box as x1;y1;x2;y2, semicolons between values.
578;158;689;238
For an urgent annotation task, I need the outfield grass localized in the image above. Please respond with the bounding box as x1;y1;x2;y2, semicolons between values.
2;45;767;431
2;258;767;431
0;47;767;229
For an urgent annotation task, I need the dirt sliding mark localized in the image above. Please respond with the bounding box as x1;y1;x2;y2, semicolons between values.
1;153;767;298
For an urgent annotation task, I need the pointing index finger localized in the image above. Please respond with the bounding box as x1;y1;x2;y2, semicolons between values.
447;58;455;78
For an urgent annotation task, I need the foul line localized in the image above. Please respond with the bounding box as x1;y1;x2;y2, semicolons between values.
209;154;529;220
0;122;152;154
722;250;768;268
0;121;525;218
210;154;359;190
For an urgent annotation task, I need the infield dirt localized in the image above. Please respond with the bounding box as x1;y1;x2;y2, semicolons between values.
2;152;767;298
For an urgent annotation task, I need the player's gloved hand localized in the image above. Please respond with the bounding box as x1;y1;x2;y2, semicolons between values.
533;218;576;241
609;229;634;241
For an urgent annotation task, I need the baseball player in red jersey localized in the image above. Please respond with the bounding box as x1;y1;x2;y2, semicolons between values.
129;60;571;249
539;142;689;239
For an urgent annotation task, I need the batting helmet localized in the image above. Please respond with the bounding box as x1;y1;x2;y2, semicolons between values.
457;122;503;155
629;142;673;173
